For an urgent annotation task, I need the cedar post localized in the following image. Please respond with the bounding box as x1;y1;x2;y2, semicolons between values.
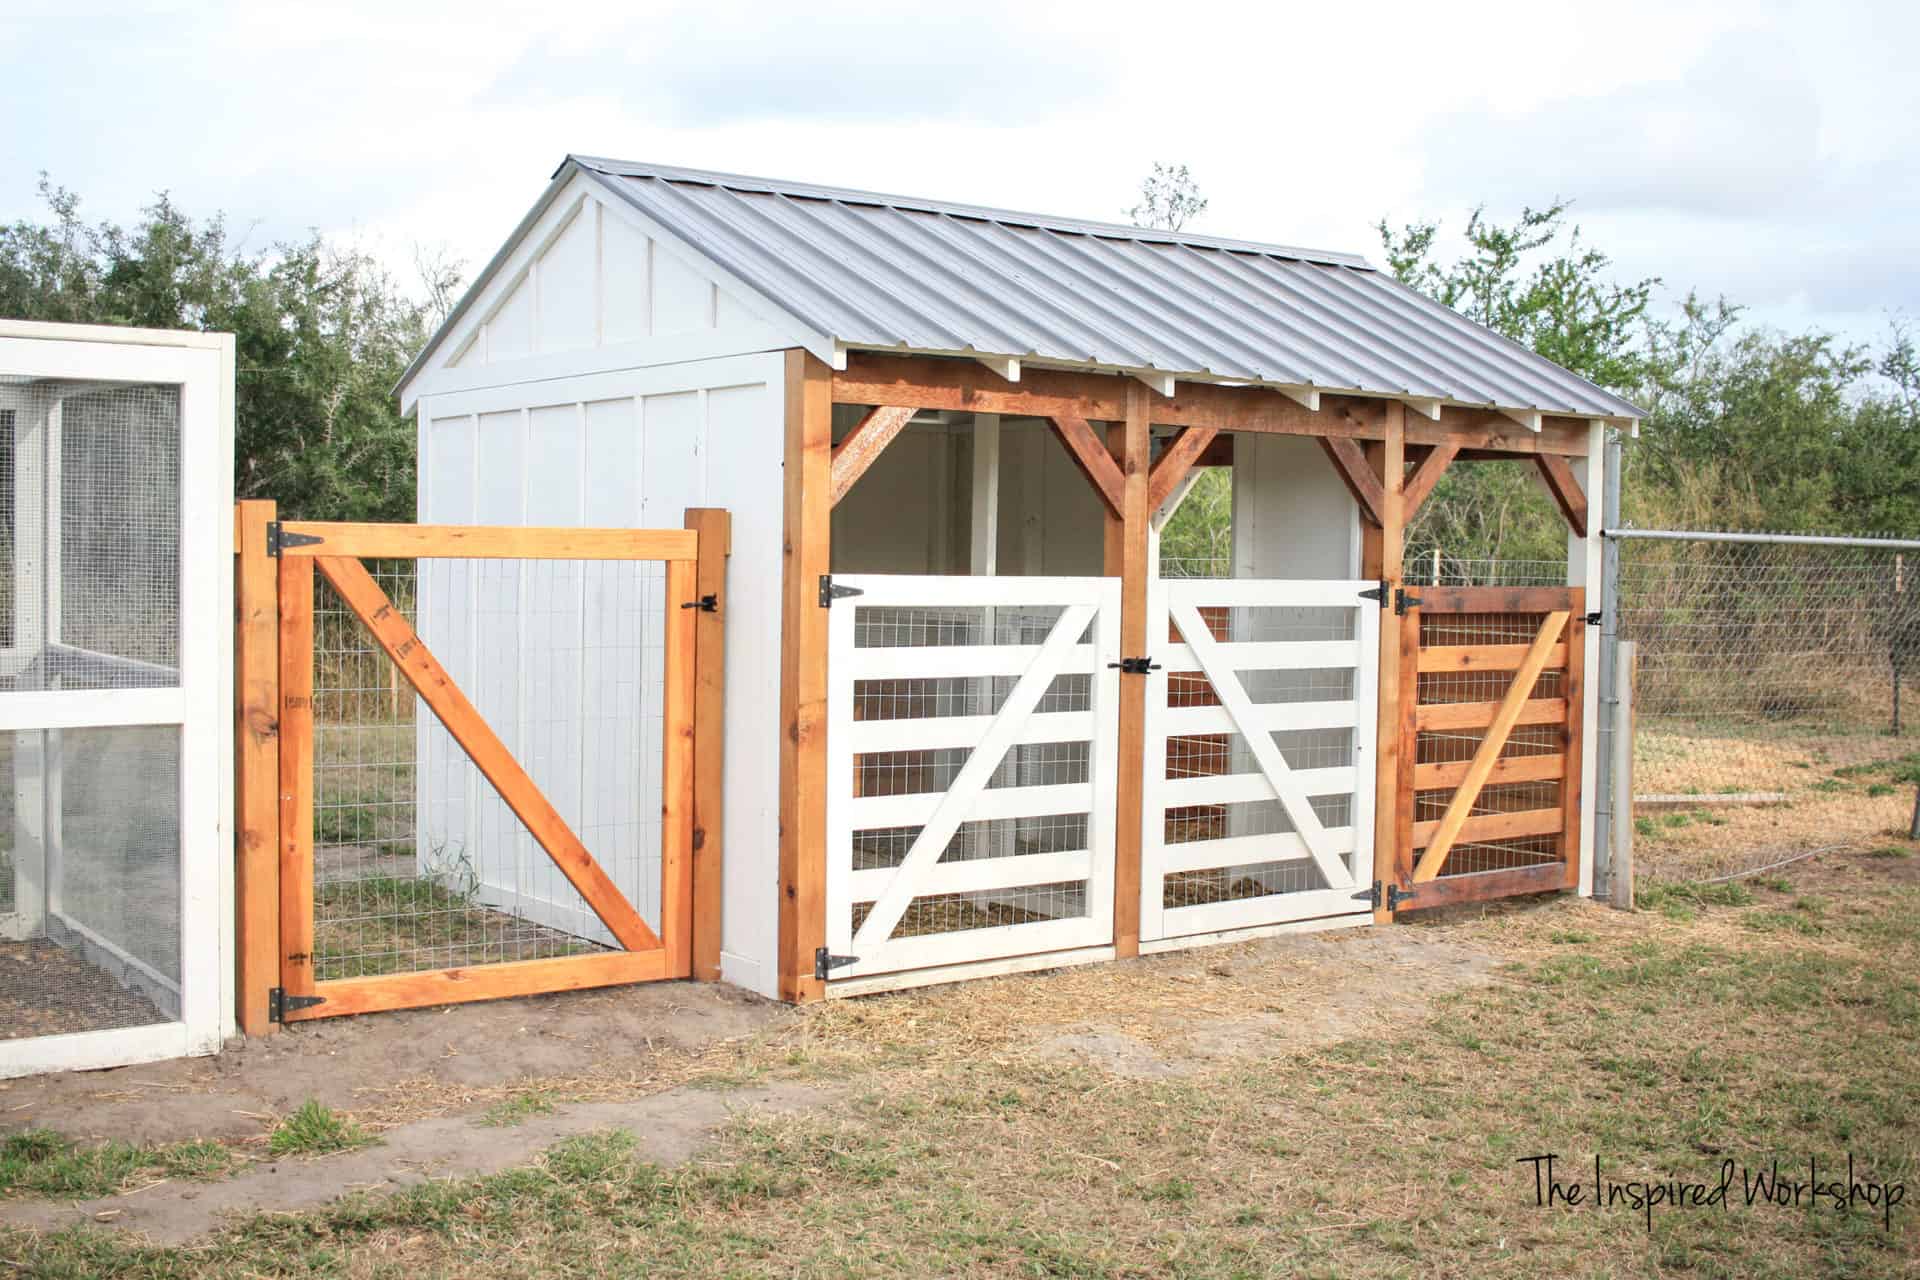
684;507;731;982
276;555;317;1007
779;350;833;1001
233;500;280;1036
1104;385;1152;958
1363;405;1407;921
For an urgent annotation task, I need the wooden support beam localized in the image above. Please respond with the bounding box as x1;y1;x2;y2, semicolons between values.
684;508;731;983
1106;385;1152;960
1366;404;1408;923
287;951;671;1022
273;523;696;561
1049;413;1127;517
233;500;280;1037
1319;435;1387;527
829;405;917;507
1402;442;1458;520
276;556;316;1008
780;349;833;1003
1534;454;1590;538
1146;426;1219;513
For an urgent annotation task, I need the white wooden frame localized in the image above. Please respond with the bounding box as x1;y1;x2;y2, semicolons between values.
825;575;1120;983
0;323;233;1079
1141;577;1379;942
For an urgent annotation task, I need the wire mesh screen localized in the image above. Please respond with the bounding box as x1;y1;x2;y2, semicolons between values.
847;602;1097;940
1614;536;1920;882
1;383;181;692
310;557;665;981
0;725;181;1041
1406;553;1569;588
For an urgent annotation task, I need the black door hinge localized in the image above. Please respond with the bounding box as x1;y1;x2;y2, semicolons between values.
815;947;859;980
681;594;719;613
268;987;326;1023
1359;581;1389;606
1109;656;1162;675
1395;588;1422;615
1585;610;1603;626
265;522;324;557
1352;880;1417;910
818;575;864;608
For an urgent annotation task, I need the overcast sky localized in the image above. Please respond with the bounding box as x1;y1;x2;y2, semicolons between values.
3;0;1914;353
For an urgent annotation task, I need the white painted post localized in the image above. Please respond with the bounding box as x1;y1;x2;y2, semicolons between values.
969;414;999;578
1610;640;1636;910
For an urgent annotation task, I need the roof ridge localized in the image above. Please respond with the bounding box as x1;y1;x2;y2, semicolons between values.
566;154;1374;270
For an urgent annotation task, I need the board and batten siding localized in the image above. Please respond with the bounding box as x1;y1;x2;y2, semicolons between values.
414;352;786;998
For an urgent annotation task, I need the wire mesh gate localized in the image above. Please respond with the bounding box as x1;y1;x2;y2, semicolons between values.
1395;586;1585;909
269;522;698;1021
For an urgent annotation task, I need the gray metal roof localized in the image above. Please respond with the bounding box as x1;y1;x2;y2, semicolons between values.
570;156;1645;421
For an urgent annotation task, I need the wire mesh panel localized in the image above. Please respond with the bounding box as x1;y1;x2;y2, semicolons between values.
1401;587;1583;906
1141;578;1378;942
307;555;666;983
825;576;1121;982
1612;536;1920;882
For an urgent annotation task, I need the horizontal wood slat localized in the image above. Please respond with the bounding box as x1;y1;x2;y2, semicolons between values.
1156;829;1357;875
846;644;1101;681
276;522;697;561
1417;643;1567;673
1414;586;1577;614
1411;805;1564;848
1414;752;1566;791
1158;766;1358;808
849;781;1094;830
1415;698;1568;732
1159;639;1361;672
287;951;671;1020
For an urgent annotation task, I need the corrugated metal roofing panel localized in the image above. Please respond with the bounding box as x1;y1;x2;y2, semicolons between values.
571;156;1646;420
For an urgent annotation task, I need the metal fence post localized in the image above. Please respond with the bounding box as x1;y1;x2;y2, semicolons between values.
1610;639;1637;909
1593;434;1623;899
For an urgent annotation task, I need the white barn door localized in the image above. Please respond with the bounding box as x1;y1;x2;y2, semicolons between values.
1141;579;1379;942
825;576;1120;984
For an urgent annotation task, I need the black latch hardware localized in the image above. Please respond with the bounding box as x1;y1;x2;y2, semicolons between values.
818;576;864;608
681;594;719;613
1359;581;1389;605
1352;880;1417;910
268;987;326;1023
1585;610;1603;626
265;523;324;557
815;947;859;980
1395;588;1422;615
1109;656;1161;675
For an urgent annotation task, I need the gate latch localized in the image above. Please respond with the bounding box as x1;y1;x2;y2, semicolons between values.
681;594;719;613
1109;656;1161;675
265;522;324;557
815;947;859;980
1352;880;1417;910
1585;610;1603;626
818;576;864;608
1395;588;1422;615
268;987;326;1023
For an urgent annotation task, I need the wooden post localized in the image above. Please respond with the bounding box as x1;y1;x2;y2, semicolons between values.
1365;406;1407;921
684;507;731;982
661;556;699;977
779;350;833;1002
233;500;280;1036
276;554;316;1007
1105;386;1152;958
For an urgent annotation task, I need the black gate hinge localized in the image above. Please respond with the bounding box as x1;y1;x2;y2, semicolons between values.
268;987;326;1023
1359;581;1389;606
265;522;324;557
1585;610;1603;626
1395;588;1422;615
815;947;859;980
818;575;864;608
1109;656;1162;675
1352;880;1417;910
681;594;719;613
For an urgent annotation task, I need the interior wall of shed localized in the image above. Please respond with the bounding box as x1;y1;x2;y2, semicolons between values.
1230;433;1362;580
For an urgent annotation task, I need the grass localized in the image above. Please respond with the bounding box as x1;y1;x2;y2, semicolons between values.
267;1100;376;1159
0;1131;235;1200
477;1091;557;1128
3;862;1915;1276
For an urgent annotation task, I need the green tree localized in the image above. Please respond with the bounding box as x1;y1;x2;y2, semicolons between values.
0;177;455;520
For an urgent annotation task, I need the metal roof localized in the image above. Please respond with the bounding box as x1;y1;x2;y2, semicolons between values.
570;156;1645;421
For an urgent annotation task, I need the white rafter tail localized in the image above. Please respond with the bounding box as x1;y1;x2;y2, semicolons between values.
973;354;1020;383
1608;415;1638;439
829;342;850;372
1133;370;1177;398
1499;407;1544;432
1402;396;1443;421
1275;385;1320;412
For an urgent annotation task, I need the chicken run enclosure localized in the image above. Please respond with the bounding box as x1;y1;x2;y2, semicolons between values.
0;321;233;1079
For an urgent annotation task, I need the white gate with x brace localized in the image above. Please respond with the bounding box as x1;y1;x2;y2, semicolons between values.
1142;578;1380;943
825;576;1121;983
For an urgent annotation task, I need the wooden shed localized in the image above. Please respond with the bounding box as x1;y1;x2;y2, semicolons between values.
396;157;1642;1002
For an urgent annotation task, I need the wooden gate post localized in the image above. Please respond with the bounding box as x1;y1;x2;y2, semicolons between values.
1105;384;1152;959
685;507;731;982
233;500;280;1036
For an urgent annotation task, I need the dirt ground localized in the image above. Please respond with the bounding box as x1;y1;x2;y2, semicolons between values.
0;940;169;1041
